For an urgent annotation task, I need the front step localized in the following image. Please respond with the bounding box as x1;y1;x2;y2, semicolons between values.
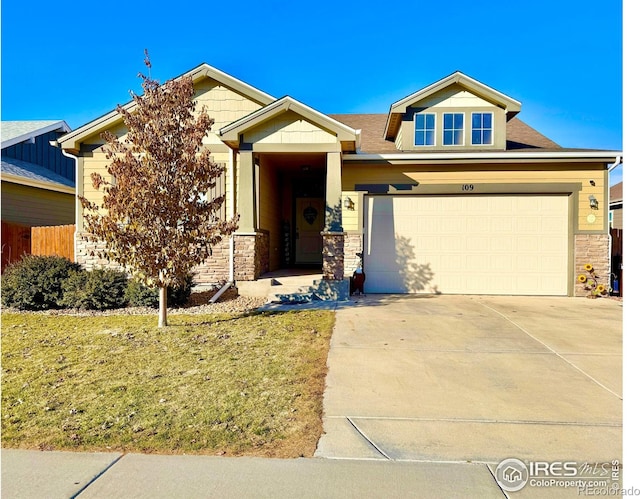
237;272;350;304
274;292;315;304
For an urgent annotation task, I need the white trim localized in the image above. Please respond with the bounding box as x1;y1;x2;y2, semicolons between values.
414;112;436;147
342;151;623;162
57;63;277;151
390;71;522;112
2;121;71;149
218;96;358;140
442;112;465;146
471;111;494;146
1;173;75;194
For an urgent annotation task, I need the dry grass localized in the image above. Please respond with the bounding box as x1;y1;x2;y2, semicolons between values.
1;309;334;457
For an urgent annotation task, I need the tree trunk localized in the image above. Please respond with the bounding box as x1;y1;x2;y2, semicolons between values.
158;285;168;327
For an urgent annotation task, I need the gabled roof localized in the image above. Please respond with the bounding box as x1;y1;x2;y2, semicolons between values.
218;96;360;150
57;63;277;153
2;120;71;149
1;156;75;194
332;114;559;154
384;71;522;141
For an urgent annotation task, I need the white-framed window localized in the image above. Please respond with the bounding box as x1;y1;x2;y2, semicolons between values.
443;113;464;145
414;113;436;146
472;112;493;145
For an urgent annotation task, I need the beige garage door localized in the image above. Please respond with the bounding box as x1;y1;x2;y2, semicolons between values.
364;195;569;295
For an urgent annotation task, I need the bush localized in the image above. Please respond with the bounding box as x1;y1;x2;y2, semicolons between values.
60;268;128;310
125;274;195;308
1;255;81;310
124;280;159;307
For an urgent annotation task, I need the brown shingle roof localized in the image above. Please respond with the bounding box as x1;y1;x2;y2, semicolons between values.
329;114;562;153
610;181;623;203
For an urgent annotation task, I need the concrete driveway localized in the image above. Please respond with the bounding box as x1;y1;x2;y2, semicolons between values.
316;295;622;469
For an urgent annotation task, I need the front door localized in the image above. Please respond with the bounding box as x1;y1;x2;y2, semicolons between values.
295;197;324;264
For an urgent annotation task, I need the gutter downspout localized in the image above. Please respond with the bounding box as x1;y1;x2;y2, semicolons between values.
210;147;236;304
52;140;79;263
606;155;622;291
608;155;622;173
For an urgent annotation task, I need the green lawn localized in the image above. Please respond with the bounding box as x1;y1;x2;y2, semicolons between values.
1;310;334;457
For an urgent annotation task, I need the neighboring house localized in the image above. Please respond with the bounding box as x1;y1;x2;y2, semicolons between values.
56;65;622;297
609;181;622;229
1;121;76;227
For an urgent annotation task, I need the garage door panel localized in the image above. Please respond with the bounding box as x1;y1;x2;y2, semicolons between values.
364;195;569;296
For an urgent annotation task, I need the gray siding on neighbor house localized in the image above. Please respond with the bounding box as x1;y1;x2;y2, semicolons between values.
1;182;75;226
2;130;75;181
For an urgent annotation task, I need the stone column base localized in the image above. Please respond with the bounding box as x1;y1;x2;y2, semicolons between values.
322;232;345;281
574;233;610;296
233;232;270;281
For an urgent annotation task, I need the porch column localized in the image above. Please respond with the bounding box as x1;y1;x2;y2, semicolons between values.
322;151;345;281
237;150;255;232
324;151;343;232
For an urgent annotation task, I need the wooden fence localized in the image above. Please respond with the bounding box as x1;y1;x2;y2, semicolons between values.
1;222;75;273
610;228;622;297
1;222;32;273
31;224;75;261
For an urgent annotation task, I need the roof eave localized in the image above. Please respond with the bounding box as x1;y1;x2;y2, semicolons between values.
57;63;277;154
218;96;358;144
383;71;522;141
2;121;72;149
1;173;76;194
342;151;623;163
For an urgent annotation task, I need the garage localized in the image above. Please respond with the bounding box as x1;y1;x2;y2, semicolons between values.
363;195;569;295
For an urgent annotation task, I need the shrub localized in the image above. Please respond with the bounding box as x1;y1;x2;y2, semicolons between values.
125;274;195;308
60;268;128;310
1;255;81;310
124;280;159;307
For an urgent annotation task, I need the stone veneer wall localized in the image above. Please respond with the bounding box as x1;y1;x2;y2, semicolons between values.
193;237;230;286
574;233;610;297
77;232;231;286
322;232;345;280
343;233;363;277
76;232;125;272
233;231;270;281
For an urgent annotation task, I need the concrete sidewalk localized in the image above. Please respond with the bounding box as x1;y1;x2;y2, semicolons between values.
1;449;504;498
1;295;624;498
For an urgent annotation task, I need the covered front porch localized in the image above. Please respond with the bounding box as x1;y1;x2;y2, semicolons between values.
217;96;359;291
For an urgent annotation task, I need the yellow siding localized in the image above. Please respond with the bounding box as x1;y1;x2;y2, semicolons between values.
341;191;360;232
244;111;336;145
342;164;607;232
193;81;262;145
81;152;229;229
414;84;494;109
258;164;281;270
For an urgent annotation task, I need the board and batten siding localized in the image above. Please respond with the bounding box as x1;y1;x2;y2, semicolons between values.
2;130;75;182
1;182;75;226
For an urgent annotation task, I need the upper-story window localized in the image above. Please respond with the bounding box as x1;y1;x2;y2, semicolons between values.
414;113;436;146
471;112;493;145
443;113;464;145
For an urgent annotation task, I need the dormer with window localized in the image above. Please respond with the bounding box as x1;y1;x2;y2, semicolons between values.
384;72;521;151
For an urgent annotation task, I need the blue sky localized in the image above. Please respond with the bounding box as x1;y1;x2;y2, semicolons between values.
1;0;624;186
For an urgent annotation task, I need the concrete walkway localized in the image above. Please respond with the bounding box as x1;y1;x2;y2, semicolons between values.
1;449;504;498
1;295;623;498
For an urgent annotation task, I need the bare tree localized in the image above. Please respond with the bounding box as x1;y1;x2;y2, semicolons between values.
80;52;238;326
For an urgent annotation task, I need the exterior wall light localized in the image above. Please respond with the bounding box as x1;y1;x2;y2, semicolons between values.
344;196;355;211
589;195;599;210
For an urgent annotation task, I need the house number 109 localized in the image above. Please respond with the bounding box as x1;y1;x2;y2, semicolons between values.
462;184;474;192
